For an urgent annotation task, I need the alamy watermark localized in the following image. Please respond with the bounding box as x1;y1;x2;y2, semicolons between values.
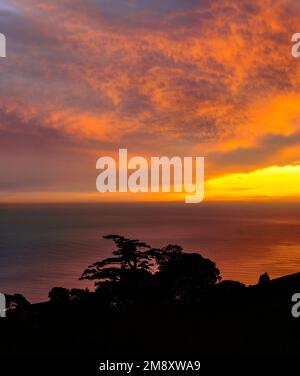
292;33;300;58
96;149;205;203
291;293;300;318
0;293;6;317
0;33;6;57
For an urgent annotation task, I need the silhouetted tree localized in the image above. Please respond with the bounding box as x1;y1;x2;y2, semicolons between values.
5;293;30;311
158;252;220;285
80;235;223;305
149;244;183;270
258;272;270;285
70;288;91;302
48;287;70;304
155;252;221;302
80;235;152;288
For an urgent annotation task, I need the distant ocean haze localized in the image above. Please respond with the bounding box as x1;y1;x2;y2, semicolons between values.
1;201;300;302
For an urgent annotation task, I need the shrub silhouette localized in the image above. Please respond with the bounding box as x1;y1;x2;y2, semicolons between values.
48;287;70;304
70;288;91;302
5;293;30;311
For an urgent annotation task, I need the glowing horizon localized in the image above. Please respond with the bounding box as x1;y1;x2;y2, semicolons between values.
2;164;300;204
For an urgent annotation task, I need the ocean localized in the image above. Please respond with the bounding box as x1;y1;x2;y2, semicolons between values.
1;201;300;302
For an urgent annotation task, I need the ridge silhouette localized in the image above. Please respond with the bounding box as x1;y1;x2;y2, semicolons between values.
1;234;300;357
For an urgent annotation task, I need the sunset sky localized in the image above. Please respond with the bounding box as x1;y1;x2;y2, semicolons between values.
1;0;300;203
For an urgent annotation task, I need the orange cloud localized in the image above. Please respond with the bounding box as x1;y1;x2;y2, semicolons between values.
1;0;300;202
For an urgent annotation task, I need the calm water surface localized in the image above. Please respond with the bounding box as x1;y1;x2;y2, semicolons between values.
1;202;300;302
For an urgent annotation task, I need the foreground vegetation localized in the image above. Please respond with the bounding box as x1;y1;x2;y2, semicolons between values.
2;235;300;356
